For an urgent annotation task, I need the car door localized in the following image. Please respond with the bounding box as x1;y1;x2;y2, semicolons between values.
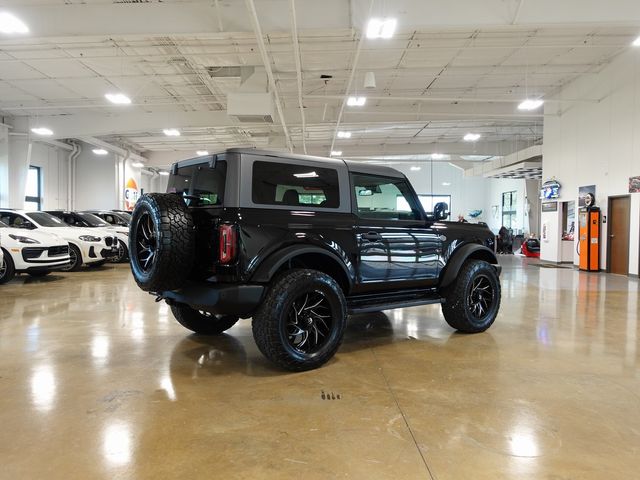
351;173;441;291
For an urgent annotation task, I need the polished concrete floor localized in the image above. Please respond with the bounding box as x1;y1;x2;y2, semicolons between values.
0;256;638;479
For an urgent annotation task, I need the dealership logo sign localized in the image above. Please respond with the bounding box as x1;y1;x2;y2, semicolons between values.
124;178;139;211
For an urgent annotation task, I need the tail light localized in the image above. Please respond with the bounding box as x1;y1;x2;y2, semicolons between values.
218;224;237;264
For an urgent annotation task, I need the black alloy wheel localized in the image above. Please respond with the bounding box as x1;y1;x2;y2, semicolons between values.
0;251;15;284
60;244;82;272
136;211;157;273
467;274;494;319
286;291;334;355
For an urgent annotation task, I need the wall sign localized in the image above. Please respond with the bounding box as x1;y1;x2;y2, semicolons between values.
540;179;561;200
629;176;640;193
578;185;596;207
542;202;558;212
124;178;139;211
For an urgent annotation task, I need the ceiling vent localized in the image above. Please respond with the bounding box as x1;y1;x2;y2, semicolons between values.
206;66;244;78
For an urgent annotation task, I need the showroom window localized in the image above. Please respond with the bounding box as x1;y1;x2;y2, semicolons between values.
502;191;517;229
25;166;42;210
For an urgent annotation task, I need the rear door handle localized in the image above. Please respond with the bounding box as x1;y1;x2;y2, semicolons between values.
362;231;382;242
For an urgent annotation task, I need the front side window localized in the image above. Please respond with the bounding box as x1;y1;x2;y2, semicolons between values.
252;161;340;208
352;174;422;221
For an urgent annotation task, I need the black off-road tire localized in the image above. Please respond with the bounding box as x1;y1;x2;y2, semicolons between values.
28;271;51;278
171;303;239;335
252;269;347;372
442;259;501;333
61;244;83;272
129;193;195;292
0;250;15;284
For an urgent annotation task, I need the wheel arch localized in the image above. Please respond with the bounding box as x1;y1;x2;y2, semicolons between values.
67;241;85;263
439;243;499;289
250;246;354;294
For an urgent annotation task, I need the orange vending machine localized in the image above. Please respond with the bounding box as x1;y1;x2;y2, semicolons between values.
579;206;600;271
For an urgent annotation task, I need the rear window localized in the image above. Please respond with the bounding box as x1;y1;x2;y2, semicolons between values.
252;161;340;208
167;161;227;206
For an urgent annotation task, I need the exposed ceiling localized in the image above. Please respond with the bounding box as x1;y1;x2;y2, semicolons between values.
0;0;639;168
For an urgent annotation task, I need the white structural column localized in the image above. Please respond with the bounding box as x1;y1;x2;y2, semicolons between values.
0;125;8;208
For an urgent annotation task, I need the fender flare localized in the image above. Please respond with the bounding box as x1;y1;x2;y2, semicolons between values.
439;243;499;289
250;245;354;289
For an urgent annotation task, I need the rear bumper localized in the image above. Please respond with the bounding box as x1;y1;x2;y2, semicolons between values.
161;283;265;318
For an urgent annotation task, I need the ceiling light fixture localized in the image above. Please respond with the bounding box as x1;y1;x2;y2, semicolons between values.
442;182;452;186
347;96;366;107
293;171;318;178
518;99;544;111
92;148;108;155
31;127;53;136
0;12;29;34
105;93;132;105
632;36;640;46
337;131;351;139
410;166;421;171
463;133;481;142
431;153;445;160
159;171;170;176
330;151;342;156
196;150;209;156
366;18;397;39
163;128;181;136
131;161;145;168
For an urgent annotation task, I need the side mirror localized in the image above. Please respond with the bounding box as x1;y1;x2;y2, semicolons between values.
433;202;450;221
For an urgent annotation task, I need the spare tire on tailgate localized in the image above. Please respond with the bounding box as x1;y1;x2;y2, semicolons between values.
129;193;195;292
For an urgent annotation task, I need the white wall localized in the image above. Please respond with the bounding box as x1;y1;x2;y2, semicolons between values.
0;125;8;208
6;134;69;210
542;48;640;275
74;142;118;210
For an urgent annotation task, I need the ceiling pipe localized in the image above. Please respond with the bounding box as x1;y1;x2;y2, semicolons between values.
245;0;293;152
329;0;374;156
289;0;307;154
68;141;81;211
78;136;147;164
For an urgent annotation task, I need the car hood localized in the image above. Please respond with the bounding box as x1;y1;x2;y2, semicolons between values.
0;227;68;246
35;225;105;241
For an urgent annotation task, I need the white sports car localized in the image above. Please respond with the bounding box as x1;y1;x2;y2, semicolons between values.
0;210;119;271
0;219;71;283
46;211;129;263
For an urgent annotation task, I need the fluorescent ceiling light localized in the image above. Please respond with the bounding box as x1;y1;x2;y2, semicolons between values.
92;148;108;155
518;99;544;111
31;127;53;136
196;150;209;156
131;161;145;168
366;18;397;39
330;151;342;156
294;171;318;178
105;93;131;105
463;133;481;142
0;12;29;34
431;153;445;160
159;171;170;176
442;182;452;186
337;131;351;139
632;36;640;46
347;96;366;107
410;166;421;171
163;128;181;136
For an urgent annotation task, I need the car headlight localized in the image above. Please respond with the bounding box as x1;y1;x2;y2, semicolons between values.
79;235;102;242
121;232;129;236
8;234;40;244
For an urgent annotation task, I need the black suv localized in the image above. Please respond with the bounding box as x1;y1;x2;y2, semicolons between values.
129;149;501;371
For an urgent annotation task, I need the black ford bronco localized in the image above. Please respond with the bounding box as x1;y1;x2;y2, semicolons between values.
129;149;501;371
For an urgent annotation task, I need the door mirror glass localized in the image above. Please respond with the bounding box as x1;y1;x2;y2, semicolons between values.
433;202;450;221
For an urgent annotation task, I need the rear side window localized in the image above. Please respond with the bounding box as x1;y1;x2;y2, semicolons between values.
252;161;340;208
167;161;227;206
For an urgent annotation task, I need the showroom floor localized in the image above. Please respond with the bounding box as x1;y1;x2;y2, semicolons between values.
0;257;638;479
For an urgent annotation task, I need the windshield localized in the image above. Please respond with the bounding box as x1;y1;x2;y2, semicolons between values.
115;212;131;223
0;221;7;228
76;212;109;227
26;212;67;227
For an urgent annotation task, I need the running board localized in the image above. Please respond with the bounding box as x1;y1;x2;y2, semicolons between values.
347;289;443;314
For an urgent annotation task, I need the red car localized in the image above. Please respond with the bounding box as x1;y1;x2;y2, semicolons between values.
521;238;541;258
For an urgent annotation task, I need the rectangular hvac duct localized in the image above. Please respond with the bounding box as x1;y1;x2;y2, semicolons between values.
227;92;274;123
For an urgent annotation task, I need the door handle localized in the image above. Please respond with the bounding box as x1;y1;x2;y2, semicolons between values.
362;231;382;241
